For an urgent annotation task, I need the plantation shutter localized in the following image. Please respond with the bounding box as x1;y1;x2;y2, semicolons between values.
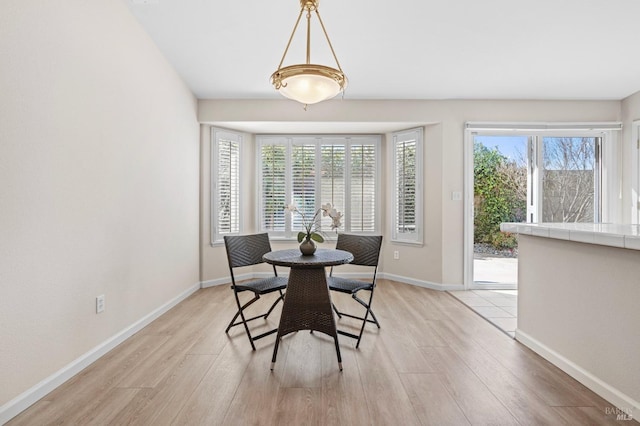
291;139;317;232
350;141;377;232
212;129;241;242
260;142;287;232
393;128;423;243
396;138;416;233
257;134;381;238
321;141;345;232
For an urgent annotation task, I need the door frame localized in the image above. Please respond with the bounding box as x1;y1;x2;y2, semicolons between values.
632;120;640;224
464;122;622;290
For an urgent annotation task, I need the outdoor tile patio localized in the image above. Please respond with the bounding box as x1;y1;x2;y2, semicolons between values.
448;289;518;338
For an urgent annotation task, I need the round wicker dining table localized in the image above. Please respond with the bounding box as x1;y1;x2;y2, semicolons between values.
263;248;353;371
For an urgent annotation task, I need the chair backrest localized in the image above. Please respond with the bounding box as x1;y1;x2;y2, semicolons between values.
335;234;383;267
224;233;273;269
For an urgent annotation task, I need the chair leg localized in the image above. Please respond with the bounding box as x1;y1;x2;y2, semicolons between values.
353;291;380;328
239;311;256;351
270;337;281;371
228;290;259;351
225;292;260;333
264;290;285;319
334;337;343;371
356;290;377;349
356;309;370;349
332;302;343;318
368;309;381;328
225;309;242;334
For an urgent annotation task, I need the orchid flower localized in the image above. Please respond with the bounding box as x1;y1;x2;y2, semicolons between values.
284;201;342;243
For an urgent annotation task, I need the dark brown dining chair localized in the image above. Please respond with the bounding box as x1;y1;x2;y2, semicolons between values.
223;233;287;350
327;234;383;348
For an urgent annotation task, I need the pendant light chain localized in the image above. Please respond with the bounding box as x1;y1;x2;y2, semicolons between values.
276;8;305;72
314;9;344;73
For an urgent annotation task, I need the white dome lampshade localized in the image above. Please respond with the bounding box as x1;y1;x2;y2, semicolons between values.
271;64;347;105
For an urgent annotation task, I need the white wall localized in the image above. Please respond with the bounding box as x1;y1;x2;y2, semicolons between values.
0;0;199;412
621;91;640;222
198;99;621;288
516;235;640;412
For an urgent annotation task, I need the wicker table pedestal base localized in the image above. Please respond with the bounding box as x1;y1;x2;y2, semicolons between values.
263;249;353;371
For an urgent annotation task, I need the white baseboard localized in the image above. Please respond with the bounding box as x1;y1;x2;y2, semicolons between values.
515;329;640;414
379;272;465;291
0;283;200;425
200;276;233;288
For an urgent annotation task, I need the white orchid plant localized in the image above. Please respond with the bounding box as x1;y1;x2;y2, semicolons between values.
284;202;343;243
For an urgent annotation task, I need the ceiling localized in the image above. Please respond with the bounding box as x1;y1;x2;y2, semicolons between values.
127;0;640;102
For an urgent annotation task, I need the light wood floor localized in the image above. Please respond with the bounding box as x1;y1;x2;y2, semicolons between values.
8;279;634;425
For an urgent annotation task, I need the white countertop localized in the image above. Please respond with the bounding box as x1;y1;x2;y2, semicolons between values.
500;222;640;250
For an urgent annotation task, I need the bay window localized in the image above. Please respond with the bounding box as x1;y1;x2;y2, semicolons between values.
258;135;381;238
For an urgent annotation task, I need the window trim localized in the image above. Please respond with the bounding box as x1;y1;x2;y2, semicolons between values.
391;127;424;245
256;134;382;240
211;127;243;245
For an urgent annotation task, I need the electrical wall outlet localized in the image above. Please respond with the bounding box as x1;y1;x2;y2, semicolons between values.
96;295;105;314
393;250;399;260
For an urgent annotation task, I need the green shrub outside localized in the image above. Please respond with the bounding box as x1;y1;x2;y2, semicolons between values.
474;142;526;250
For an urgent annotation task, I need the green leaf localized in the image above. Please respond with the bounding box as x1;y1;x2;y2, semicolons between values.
310;232;324;243
297;232;306;243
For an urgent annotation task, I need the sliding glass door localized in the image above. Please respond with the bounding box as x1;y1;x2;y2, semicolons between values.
471;134;602;289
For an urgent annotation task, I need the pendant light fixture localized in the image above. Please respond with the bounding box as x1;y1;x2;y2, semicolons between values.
270;0;347;107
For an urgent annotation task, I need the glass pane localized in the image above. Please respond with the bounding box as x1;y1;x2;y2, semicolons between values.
473;135;527;288
473;135;528;236
542;137;596;222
